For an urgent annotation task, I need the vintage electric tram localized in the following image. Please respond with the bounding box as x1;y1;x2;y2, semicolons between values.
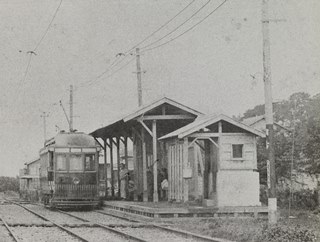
39;131;101;208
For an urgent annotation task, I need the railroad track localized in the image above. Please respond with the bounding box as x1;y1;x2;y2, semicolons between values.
3;199;146;242
2;198;231;242
0;216;20;242
56;207;231;242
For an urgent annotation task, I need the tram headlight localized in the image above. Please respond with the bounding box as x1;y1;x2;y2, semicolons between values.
72;177;80;185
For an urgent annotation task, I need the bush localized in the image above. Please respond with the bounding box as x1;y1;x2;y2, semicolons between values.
277;188;318;210
0;176;19;192
259;224;316;242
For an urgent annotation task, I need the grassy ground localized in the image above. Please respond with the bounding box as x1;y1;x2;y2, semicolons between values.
167;209;320;242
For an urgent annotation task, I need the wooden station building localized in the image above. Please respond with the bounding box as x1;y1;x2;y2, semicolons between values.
91;97;265;207
90;97;202;202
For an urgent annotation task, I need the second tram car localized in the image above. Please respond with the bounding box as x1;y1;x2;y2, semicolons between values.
39;131;101;208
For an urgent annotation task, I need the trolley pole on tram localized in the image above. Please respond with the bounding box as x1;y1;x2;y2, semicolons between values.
262;0;277;224
69;85;74;132
40;112;49;142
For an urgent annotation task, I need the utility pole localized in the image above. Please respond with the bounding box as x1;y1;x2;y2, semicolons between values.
262;0;277;224
69;85;74;132
136;48;143;107
40;112;49;142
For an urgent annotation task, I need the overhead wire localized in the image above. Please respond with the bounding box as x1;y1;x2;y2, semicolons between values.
21;0;63;83
123;0;196;54
76;0;197;88
141;0;228;53
77;57;135;88
33;0;63;52
140;0;211;50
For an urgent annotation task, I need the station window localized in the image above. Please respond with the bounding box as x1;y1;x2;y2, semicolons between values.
69;154;83;171
232;144;243;159
85;154;95;171
56;154;67;171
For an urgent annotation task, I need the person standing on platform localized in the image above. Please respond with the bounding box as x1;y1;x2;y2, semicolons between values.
119;163;128;200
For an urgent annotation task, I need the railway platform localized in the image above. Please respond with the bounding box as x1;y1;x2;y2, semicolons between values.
104;201;268;219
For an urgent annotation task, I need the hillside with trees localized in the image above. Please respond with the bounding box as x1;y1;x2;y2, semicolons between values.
241;92;320;208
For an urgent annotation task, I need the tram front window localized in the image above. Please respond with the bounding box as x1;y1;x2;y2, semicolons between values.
69;154;83;171
85;154;95;171
56;154;67;171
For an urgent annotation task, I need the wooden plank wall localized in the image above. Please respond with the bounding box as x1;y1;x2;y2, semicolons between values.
168;141;184;201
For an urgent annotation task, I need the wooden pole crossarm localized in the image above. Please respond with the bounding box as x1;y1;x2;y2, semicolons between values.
138;120;153;137
94;137;105;150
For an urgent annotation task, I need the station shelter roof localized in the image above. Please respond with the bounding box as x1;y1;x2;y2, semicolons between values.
90;96;203;140
159;114;266;140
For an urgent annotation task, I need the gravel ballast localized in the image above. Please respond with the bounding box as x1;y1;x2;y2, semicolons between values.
11;226;81;242
115;227;201;242
68;211;133;225
0;225;15;242
0;205;46;225
68;227;132;242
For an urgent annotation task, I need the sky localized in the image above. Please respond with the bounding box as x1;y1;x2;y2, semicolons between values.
0;0;319;176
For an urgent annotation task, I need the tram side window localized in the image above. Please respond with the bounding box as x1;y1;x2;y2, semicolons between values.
85;154;95;171
69;154;83;171
56;154;67;171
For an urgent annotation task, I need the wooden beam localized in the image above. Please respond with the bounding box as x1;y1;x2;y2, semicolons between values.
141;128;148;202
188;137;199;148
124;137;129;199
109;138;114;197
120;137;125;144
138;120;153;137
208;138;219;148
152;120;158;202
195;141;205;151
188;133;220;138
94;137;105;150
104;140;108;198
116;138;121;198
132;129;138;201
183;137;189;202
138;114;194;121
132;127;142;140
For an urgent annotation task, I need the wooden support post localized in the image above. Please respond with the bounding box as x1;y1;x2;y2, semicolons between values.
104;139;108;198
193;143;199;199
124;137;129;199
109;138;114;197
183;137;189;202
218;121;222;171
152;120;158;202
116;138;121;198
204;140;210;199
141;128;148;201
132;131;138;201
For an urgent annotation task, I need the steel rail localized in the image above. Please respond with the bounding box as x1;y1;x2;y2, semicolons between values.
97;209;234;242
56;209;147;242
9;201;89;242
0;216;20;242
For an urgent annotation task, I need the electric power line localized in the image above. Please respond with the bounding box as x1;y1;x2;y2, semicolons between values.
77;57;135;88
124;0;196;54
140;0;211;50
21;0;63;82
142;0;228;53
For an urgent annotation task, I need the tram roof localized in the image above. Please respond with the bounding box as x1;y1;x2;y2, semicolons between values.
45;132;97;147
